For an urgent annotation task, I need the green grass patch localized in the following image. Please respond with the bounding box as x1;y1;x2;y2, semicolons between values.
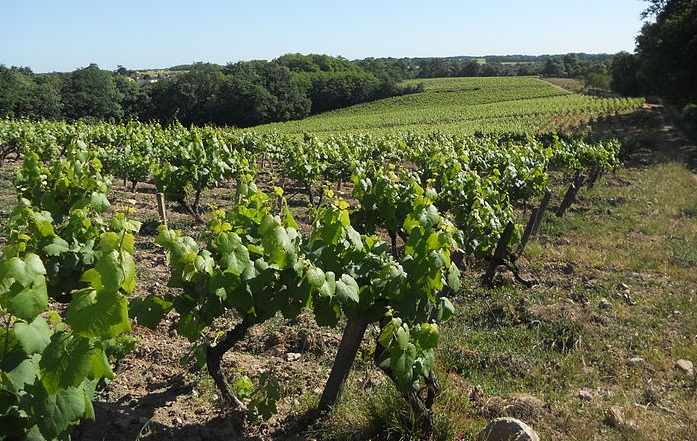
432;160;697;439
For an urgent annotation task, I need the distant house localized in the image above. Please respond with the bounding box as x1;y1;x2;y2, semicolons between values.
129;73;174;85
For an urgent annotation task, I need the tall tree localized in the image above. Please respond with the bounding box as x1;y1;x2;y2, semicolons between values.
114;75;150;121
636;0;697;103
259;63;311;121
611;52;644;96
211;77;277;127
0;66;36;118
33;73;64;119
61;64;124;121
146;63;225;125
541;58;567;77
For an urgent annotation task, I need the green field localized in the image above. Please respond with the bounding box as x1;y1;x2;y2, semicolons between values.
255;77;643;136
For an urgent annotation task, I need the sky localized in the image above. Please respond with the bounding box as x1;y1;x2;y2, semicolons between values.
1;0;649;73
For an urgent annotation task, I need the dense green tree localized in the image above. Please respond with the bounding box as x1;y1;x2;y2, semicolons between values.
211;77;277;127
636;0;697;103
417;59;457;78
142;79;177;124
223;59;268;81
457;60;482;77
0;65;37;118
515;63;542;76
61;64;123;121
276;54;406;114
562;54;582;77
33;73;64;119
259;62;311;121
146;63;225;125
541;58;567;77
307;71;380;113
114;76;150;120
611;52;645;96
584;72;611;90
275;53;321;73
115;65;136;77
276;53;361;74
356;58;417;83
223;59;310;121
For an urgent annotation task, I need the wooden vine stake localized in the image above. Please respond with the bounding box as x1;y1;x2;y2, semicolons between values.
556;173;586;218
514;189;553;260
483;221;516;287
156;192;168;228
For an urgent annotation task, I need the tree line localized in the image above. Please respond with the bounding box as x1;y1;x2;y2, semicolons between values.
0;54;423;127
611;0;696;123
0;52;616;128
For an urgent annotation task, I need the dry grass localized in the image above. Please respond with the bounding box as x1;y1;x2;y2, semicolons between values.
429;153;697;439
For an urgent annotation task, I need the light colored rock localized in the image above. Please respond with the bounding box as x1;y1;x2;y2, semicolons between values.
675;359;694;375
605;406;638;430
579;389;594;401
477;417;540;441
605;406;625;428
286;352;301;362
628;357;646;366
617;282;630;291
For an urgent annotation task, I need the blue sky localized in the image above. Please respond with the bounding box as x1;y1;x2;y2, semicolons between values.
1;0;648;73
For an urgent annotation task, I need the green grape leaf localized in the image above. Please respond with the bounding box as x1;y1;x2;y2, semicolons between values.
177;313;207;343
98;232;121;253
312;297;341;327
33;211;57;238
7;355;40;389
42;237;69;257
39;332;93;395
88;347;114;381
389;343;416;390
437;297;455;322
129;295;174;329
305;267;325;290
35;383;89;440
80;249;126;294
66;288;131;339
262;224;292;267
194;252;214;275
447;264;461;291
0;376;21;417
232;375;254;400
121;251;136;293
378;316;401;348
1;254;48;321
335;274;359;314
89;191;111;213
395;323;410;351
282;205;299;230
11;316;51;355
3;253;45;286
415;323;439;350
217;233;251;275
317;271;336;298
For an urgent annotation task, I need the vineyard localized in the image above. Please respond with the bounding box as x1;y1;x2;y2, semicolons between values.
255;77;644;136
1;80;695;440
